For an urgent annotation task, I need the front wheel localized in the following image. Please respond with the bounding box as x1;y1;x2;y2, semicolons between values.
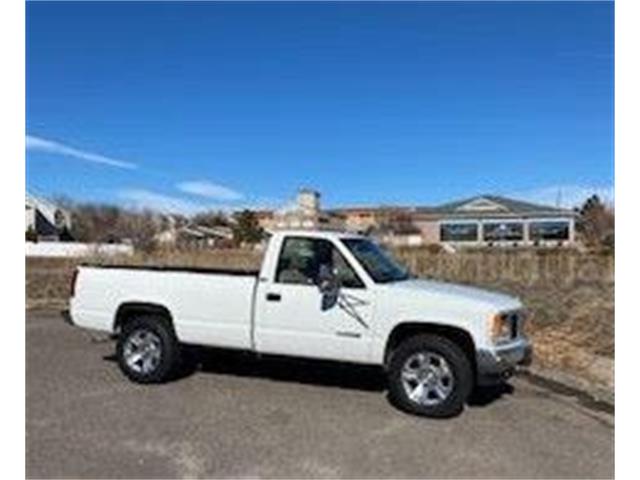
387;334;473;417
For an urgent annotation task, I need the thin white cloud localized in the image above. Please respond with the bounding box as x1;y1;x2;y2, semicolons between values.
508;184;614;209
177;180;244;201
26;134;137;170
118;189;205;215
118;188;281;215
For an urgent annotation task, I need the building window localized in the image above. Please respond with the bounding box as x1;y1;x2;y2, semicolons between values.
440;223;478;242
483;222;524;241
529;221;570;241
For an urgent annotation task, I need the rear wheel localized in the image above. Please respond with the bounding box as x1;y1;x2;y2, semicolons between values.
116;315;181;383
387;334;473;417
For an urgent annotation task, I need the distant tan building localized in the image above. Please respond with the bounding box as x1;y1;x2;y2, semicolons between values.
333;207;382;233
259;189;344;231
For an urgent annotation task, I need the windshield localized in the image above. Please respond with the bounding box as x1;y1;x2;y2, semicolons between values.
342;238;411;283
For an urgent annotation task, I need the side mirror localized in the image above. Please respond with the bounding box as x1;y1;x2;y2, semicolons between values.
318;264;340;311
317;264;340;296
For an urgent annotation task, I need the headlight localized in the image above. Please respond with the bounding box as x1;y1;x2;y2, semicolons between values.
489;310;525;343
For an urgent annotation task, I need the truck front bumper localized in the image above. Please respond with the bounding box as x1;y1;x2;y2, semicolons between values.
476;337;532;386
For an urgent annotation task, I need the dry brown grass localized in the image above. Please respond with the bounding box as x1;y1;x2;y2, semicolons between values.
26;257;78;310
25;249;263;309
395;247;614;382
26;247;614;382
97;248;264;270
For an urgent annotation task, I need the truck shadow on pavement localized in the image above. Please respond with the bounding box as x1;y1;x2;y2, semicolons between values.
104;345;513;408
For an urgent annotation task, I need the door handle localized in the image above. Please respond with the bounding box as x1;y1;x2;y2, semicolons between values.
266;293;281;302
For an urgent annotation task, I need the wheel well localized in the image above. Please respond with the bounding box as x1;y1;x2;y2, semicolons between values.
384;322;476;371
114;302;173;333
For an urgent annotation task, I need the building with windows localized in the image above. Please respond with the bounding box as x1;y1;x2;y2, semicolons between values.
410;195;576;247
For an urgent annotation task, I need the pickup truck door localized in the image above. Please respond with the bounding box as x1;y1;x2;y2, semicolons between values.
254;236;375;363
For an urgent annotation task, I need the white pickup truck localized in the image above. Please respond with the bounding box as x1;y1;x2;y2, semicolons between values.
69;230;531;417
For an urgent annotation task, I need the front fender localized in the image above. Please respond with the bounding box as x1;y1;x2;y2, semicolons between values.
370;312;485;365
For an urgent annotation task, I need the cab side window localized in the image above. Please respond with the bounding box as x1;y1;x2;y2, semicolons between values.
276;237;317;285
275;237;364;288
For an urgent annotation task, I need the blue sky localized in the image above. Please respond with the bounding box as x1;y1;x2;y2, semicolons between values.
26;1;614;213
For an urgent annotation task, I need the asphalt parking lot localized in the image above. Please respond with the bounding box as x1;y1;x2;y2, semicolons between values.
26;310;614;479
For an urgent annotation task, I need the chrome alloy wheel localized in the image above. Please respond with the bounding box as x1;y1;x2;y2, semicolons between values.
123;329;162;375
401;351;454;406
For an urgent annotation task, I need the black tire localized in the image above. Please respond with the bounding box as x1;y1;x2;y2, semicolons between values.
116;315;181;384
387;334;473;418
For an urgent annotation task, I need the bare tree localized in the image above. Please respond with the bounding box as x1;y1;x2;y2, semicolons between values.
576;195;614;249
66;204;118;242
114;209;158;253
192;211;230;228
65;202;160;252
232;210;264;246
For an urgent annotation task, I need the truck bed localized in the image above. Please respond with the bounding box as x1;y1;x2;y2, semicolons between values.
81;263;260;276
71;264;259;350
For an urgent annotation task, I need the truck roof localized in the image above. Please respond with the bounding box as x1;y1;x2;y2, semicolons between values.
268;229;367;241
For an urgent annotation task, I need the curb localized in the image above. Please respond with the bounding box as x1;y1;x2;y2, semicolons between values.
517;365;614;413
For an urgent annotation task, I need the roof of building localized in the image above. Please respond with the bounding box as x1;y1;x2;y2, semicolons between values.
26;192;71;226
437;194;567;212
412;195;575;218
329;195;573;219
178;224;233;239
26;192;64;213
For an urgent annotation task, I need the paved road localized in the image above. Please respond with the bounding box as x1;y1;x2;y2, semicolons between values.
26;310;614;479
